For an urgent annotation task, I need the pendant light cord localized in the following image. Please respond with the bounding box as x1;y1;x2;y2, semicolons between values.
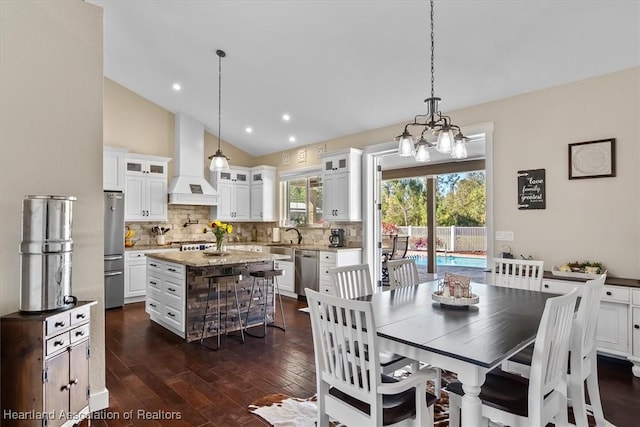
217;50;222;152
430;0;435;100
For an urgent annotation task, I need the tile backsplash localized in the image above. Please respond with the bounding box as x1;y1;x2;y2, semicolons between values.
126;205;362;247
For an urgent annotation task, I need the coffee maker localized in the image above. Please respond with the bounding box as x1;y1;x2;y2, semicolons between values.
328;228;345;247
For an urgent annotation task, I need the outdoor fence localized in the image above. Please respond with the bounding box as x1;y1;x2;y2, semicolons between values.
396;226;487;253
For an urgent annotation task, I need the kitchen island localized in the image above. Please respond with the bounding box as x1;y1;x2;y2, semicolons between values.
145;250;290;342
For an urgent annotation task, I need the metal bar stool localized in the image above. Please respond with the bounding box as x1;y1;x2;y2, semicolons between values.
200;273;244;350
244;268;286;337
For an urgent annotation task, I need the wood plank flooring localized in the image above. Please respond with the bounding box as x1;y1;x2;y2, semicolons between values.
96;296;639;426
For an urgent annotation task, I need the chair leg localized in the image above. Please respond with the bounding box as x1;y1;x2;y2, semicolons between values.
269;276;286;331
448;391;461;427
586;368;606;426
232;280;245;343
569;374;589;427
245;277;266;338
200;280;220;351
318;381;330;427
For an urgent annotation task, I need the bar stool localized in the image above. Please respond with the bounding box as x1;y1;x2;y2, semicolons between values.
200;273;244;350
244;268;286;337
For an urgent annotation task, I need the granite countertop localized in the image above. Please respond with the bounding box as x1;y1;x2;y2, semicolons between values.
146;249;291;267
127;243;363;252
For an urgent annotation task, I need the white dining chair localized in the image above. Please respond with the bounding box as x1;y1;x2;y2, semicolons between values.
305;288;437;427
387;258;420;289
504;274;608;427
492;258;544;291
447;289;579;427
329;264;420;377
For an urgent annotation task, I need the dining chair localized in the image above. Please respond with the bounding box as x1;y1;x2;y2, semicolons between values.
504;274;608;427
305;288;437;427
329;264;418;375
492;258;544;291
387;258;420;289
381;235;410;285
446;288;579;427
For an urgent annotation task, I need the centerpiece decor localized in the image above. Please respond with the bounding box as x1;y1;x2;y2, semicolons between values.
204;220;233;252
432;273;479;309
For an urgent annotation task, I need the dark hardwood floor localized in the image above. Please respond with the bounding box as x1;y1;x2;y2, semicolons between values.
96;297;639;426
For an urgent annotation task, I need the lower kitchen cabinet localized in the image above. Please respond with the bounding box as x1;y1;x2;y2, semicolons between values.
319;249;362;295
125;248;179;303
274;259;295;297
631;289;640;376
1;301;96;427
146;258;186;338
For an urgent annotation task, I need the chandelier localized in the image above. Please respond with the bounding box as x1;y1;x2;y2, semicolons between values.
396;0;468;162
209;49;230;171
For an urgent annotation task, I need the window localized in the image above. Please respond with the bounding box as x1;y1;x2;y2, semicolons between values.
281;174;323;226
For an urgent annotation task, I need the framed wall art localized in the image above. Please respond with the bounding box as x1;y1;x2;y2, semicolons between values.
568;138;616;179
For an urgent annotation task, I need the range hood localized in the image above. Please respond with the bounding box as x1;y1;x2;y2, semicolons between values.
168;113;219;205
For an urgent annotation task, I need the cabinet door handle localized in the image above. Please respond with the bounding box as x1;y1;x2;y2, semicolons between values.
635;324;639;329
55;321;65;327
606;291;612;296
544;284;549;288
70;378;79;386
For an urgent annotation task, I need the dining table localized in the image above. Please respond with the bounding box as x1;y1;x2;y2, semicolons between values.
358;280;555;427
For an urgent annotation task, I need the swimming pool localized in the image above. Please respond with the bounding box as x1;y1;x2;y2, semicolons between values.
411;254;487;268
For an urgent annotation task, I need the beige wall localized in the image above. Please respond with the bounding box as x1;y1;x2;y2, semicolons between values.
0;0;107;405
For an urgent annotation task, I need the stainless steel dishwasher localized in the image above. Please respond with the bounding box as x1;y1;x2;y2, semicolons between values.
295;249;319;299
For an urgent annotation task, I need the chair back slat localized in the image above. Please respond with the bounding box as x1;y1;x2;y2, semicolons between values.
306;289;380;404
492;258;544;291
330;264;373;299
528;288;578;421
387;258;420;289
390;236;409;260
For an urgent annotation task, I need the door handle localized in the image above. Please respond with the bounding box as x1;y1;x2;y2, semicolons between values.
104;271;123;277
104;255;124;261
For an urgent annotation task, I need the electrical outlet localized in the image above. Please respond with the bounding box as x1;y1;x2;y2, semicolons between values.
495;231;514;241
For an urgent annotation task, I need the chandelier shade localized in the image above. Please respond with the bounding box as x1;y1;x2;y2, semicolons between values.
396;0;468;162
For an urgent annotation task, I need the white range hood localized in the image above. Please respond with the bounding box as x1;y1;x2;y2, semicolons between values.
168;113;219;205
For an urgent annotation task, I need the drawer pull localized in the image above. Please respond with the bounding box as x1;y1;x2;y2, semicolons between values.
150;263;158;267
606;291;612;296
55;321;65;327
150;281;157;285
76;313;86;319
168;268;177;272
54;340;65;347
75;330;85;337
635;325;639;329
149;303;157;308
167;312;176;317
544;284;549;289
168;287;176;292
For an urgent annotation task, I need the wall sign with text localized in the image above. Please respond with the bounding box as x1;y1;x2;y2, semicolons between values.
517;169;546;210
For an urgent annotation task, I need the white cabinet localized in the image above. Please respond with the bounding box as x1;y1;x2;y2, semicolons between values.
274;259;295;297
541;278;630;356
318;249;362;295
631;289;640;376
125;248;179;303
145;258;187;338
210;167;251;221
103;146;128;191
124;154;171;221
250;166;277;221
322;148;362;221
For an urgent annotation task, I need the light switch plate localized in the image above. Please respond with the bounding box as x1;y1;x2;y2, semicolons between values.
495;231;515;241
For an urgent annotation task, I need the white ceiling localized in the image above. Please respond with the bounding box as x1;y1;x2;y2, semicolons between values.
89;0;639;158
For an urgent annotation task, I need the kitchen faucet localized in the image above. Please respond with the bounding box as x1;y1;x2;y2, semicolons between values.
285;227;303;245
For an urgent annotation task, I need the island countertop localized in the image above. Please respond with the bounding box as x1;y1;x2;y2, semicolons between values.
145;249;291;267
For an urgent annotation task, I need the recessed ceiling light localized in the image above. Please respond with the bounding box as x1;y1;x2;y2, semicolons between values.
245;127;253;133
172;83;181;91
289;136;296;143
282;114;291;121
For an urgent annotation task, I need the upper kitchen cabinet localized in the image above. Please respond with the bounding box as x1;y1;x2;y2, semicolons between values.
103;146;129;191
322;148;362;221
124;153;171;221
210;167;251;221
250;166;277;221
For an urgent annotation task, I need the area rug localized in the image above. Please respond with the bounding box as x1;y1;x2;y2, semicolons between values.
248;372;453;427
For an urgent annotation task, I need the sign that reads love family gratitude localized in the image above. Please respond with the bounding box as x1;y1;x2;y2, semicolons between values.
517;169;546;210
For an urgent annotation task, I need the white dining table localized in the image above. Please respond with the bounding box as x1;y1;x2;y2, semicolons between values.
358;280;554;427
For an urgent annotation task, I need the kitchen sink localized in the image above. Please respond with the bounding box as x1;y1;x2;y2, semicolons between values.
264;245;296;258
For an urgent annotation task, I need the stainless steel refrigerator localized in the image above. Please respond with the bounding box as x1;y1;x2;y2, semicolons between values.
104;191;125;309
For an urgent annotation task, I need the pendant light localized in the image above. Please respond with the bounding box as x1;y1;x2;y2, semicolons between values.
209;49;230;171
396;0;469;161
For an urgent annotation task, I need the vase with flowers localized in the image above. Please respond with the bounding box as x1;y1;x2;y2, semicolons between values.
204;220;233;252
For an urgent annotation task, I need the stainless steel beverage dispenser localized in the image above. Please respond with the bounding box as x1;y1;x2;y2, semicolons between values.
19;195;77;312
